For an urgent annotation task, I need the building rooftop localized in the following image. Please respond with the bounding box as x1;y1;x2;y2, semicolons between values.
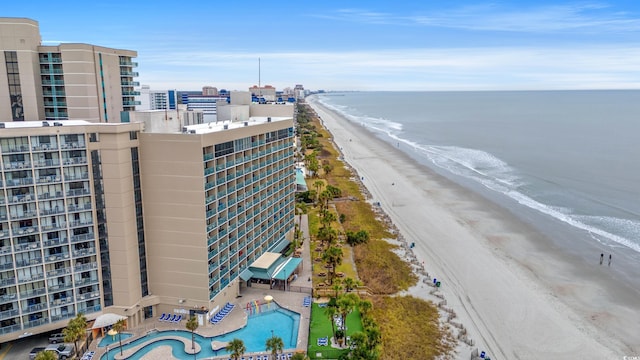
0;120;128;129
182;116;290;135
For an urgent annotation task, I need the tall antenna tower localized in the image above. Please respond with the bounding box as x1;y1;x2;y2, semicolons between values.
258;57;261;97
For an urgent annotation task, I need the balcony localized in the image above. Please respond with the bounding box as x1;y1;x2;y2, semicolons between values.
39;56;62;63
74;262;98;272
42;89;66;97
13;241;40;252
40;68;63;74
44;100;67;107
6;178;34;187
41;79;65;86
119;60;138;67
34;159;61;168
24;317;48;329
120;71;139;77
47;267;72;277
0;293;17;303
43;237;68;247
19;286;46;298
0;277;16;286
45;111;69;119
23;303;47;314
72;247;96;257
71;233;94;243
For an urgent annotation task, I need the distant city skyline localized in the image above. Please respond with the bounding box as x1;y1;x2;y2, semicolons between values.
4;0;640;91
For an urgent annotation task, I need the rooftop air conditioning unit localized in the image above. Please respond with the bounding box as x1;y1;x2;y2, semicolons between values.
0;123;5;129
182;127;188;133
42;121;50;127
189;130;196;134
223;124;228;130
267;117;272;122
244;122;248;127
53;122;63;126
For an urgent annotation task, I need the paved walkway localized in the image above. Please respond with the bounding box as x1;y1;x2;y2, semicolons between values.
88;215;314;360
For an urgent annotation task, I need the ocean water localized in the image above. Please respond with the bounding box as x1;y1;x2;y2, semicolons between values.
314;91;640;254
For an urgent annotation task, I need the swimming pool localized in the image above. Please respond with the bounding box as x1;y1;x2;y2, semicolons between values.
98;332;133;347
100;306;300;360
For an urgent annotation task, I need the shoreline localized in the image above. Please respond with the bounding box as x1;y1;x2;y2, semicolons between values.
306;96;640;359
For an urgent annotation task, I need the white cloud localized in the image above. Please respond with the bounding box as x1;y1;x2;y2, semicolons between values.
316;3;640;33
136;45;640;91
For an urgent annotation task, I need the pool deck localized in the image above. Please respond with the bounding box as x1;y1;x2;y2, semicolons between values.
92;214;314;360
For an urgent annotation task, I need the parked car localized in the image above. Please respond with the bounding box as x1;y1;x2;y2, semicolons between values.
29;347;46;360
48;332;65;343
44;344;75;359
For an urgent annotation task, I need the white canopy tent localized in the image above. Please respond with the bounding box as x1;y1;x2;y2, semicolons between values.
91;313;127;329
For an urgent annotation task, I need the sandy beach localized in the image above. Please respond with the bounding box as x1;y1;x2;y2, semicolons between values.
307;96;640;359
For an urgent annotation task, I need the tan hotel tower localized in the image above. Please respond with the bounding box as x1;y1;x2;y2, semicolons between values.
0;17;296;343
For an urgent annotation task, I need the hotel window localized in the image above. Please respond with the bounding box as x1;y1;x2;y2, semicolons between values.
4;51;24;121
129;131;137;140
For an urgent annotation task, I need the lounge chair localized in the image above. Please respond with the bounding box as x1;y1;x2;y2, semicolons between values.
303;297;311;307
173;314;182;322
158;313;168;321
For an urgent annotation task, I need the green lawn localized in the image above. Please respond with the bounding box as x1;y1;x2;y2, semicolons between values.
308;302;363;359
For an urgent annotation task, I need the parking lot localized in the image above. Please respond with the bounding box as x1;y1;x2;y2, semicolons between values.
1;331;63;360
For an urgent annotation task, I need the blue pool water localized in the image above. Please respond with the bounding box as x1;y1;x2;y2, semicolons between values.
295;168;307;189
100;307;299;360
98;332;133;347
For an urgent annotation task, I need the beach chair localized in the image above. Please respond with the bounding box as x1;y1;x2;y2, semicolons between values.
158;313;167;321
174;314;182;322
303;297;311;307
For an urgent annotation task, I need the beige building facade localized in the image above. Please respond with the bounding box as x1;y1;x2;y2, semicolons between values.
0;17;139;123
0;111;296;342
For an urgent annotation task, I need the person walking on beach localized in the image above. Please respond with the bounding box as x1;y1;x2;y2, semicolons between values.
600;253;604;265
608;254;612;266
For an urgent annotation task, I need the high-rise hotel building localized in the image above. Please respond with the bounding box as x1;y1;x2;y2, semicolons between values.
0;17;296;343
0;17;139;123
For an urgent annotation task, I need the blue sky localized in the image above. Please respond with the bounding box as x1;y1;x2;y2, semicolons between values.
5;1;640;91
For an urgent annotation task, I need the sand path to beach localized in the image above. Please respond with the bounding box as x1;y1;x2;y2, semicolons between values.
307;96;638;359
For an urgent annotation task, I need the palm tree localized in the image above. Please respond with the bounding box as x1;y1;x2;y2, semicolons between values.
226;338;246;360
63;312;87;357
358;299;373;317
337;293;359;332
317;226;337;249
185;316;199;359
34;351;57;360
331;283;343;298
324;305;338;344
343;277;362;293
290;353;309;360
319;209;336;230
112;318;126;356
313;180;324;202
265;334;284;360
322;246;343;284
